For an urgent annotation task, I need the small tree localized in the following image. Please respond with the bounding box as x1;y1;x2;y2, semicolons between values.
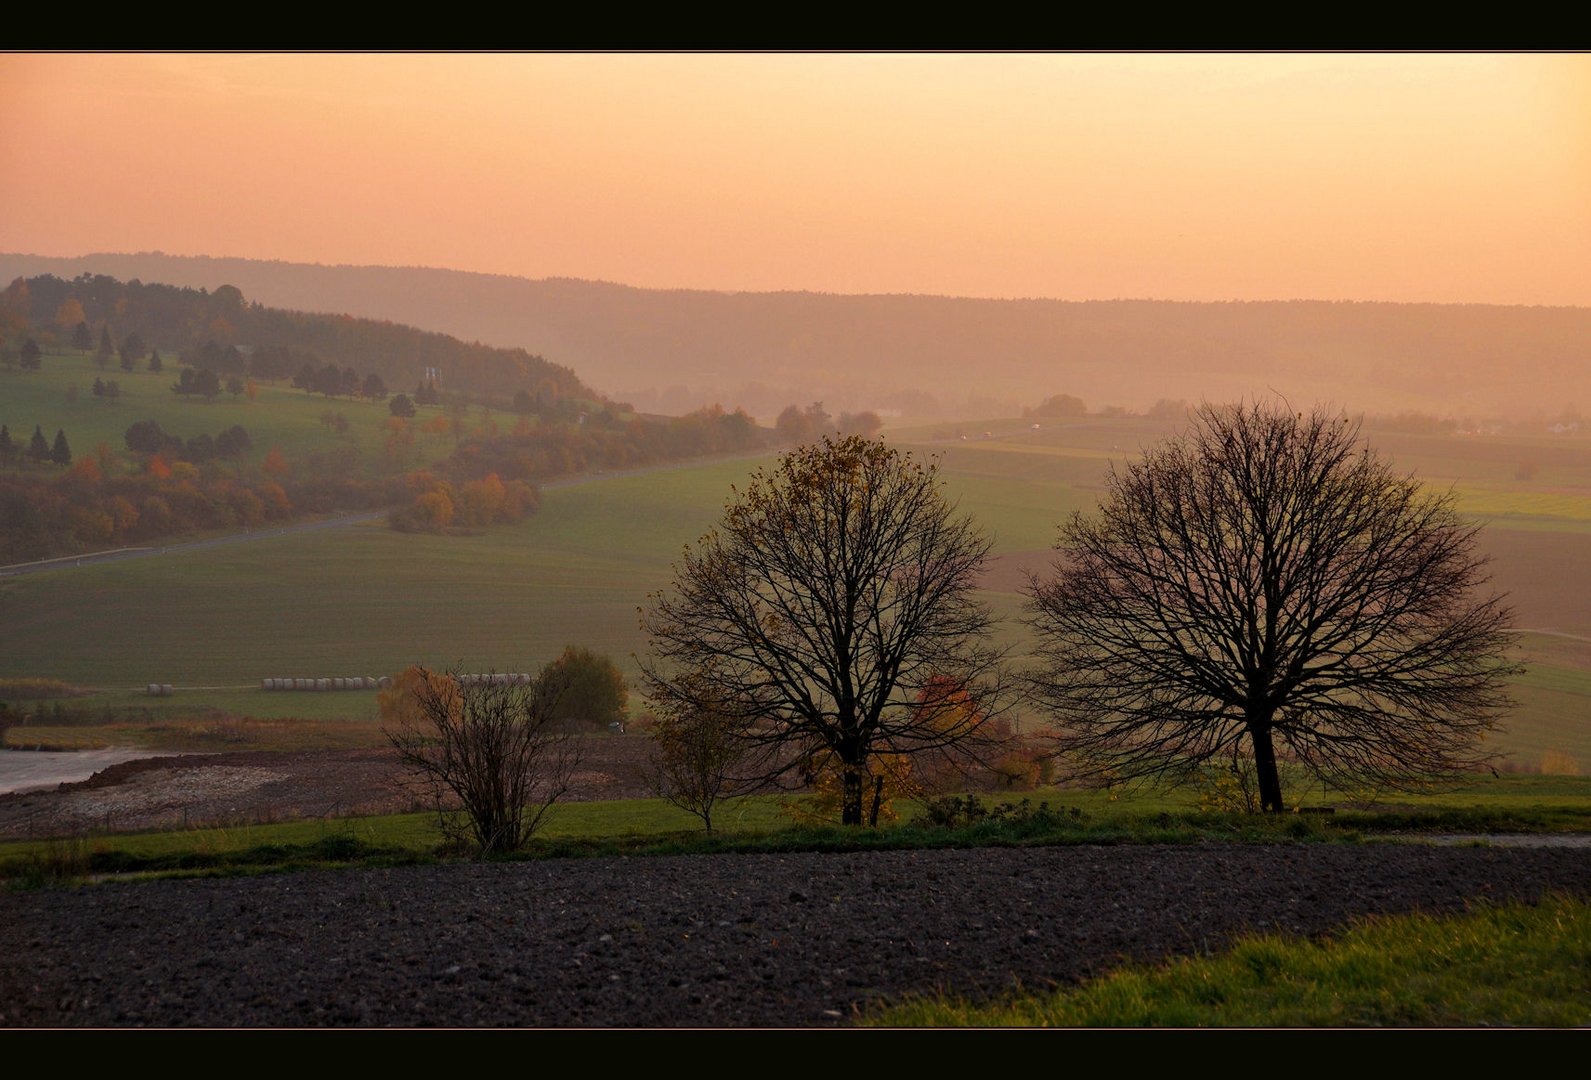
96;326;114;368
50;429;71;466
19;338;41;371
195;368;221;402
389;393;416;418
119;332;145;372
545;646;628;730
384;664;583;856
27;425;49;464
647;666;749;833
1026;402;1520;811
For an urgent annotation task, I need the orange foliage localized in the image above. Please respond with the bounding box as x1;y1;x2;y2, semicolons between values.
377;665;458;730
262;446;289;479
413;490;455;530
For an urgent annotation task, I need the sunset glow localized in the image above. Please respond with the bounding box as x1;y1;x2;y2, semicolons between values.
2;52;1587;305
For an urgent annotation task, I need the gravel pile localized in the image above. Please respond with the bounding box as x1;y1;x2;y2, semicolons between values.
4;842;1588;1027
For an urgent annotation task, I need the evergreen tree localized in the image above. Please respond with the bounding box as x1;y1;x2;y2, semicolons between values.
72;321;93;352
19;338;42;371
148;348;163;374
50;428;71;466
0;424;12;467
96;326;114;368
28;425;50;463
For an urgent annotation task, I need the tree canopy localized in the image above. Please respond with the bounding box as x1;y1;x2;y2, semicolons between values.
642;436;1010;825
1026;402;1519;810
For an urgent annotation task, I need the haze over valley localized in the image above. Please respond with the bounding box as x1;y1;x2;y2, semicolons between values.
2;54;1590;1028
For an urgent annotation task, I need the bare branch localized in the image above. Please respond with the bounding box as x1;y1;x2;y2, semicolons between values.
385;665;583;854
1026;403;1520;811
641;436;1016;825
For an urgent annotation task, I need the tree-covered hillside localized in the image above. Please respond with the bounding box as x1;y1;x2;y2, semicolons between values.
0;273;596;407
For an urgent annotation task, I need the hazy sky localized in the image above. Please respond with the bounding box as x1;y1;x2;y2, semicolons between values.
2;53;1587;305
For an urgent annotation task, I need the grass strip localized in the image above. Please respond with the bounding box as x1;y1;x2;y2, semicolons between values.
863;895;1591;1027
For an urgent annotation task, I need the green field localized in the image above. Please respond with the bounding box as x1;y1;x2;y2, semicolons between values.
2;399;1589;774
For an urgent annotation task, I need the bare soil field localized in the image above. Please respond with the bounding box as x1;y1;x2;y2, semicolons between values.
3;843;1587;1027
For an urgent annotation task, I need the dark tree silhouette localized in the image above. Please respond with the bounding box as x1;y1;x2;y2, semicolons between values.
19;338;41;371
1026;403;1519;811
641;436;1010;826
50;429;71;466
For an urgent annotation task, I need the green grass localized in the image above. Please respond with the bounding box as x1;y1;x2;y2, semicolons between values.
862;895;1591;1027
0;457;773;689
0;348;462;479
6;775;1589;886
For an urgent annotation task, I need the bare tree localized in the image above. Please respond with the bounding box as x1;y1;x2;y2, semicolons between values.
646;665;749;833
641;436;1012;826
385;666;582;854
1027;403;1519;811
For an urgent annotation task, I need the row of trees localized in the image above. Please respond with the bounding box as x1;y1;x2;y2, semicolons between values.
0;425;70;468
641;406;1519;823
387;403;1519;852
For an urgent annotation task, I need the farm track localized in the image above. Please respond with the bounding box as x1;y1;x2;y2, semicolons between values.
3;843;1588;1027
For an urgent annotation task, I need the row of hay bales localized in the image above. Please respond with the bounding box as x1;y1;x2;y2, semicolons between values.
260;676;395;691
145;684;174;696
456;673;536;686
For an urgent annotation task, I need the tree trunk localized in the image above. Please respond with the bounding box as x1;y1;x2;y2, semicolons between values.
1249;721;1285;812
868;775;885;827
841;765;864;826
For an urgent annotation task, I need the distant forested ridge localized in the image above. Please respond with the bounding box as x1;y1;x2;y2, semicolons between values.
1;252;1588;420
0;270;596;406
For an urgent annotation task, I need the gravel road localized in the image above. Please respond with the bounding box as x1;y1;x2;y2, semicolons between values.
4;842;1587;1028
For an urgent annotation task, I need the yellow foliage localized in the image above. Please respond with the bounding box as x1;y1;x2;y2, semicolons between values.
783;750;919;827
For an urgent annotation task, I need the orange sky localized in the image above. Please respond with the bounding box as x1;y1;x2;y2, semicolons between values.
2;53;1587;305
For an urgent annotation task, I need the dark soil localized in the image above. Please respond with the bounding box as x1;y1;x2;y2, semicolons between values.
3;843;1588;1027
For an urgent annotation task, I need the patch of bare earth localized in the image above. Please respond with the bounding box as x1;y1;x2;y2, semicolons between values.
0;736;659;839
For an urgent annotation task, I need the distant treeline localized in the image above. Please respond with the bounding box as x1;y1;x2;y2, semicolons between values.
0;458;406;564
6;252;1588;421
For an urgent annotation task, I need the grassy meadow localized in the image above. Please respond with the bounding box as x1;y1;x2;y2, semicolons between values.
1;373;1589;776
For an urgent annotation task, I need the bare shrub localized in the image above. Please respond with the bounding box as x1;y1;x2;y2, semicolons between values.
385;665;581;855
